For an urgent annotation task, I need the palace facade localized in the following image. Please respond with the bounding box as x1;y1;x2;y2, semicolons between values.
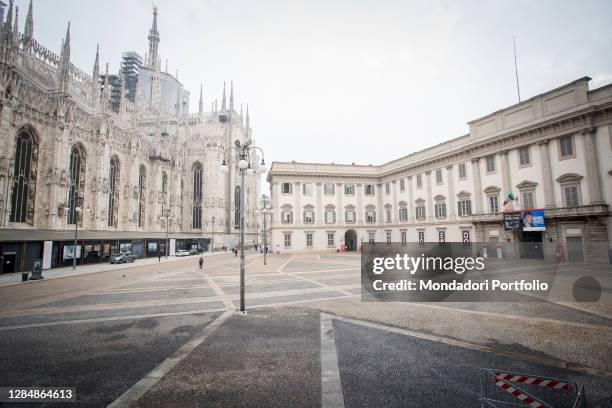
0;2;262;272
268;77;612;263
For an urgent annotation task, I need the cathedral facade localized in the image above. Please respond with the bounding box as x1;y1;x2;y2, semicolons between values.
0;2;262;272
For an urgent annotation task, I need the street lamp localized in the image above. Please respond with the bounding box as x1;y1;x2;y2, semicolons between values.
211;216;215;252
220;139;266;314
160;206;171;258
256;203;273;266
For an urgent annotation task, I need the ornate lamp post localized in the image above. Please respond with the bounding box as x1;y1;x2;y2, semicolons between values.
160;206;171;258
211;216;215;252
220;140;266;314
256;202;273;266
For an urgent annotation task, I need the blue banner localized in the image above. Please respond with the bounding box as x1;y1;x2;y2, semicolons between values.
521;209;545;231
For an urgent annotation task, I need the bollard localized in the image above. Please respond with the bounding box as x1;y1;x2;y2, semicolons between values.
22;272;28;282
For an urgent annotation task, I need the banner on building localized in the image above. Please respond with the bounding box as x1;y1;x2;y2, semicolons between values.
521;209;545;231
503;212;521;230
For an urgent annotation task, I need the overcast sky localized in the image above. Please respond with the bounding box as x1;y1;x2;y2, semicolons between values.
22;0;612;169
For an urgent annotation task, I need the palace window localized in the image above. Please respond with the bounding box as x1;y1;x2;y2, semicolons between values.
385;183;390;194
518;146;531;167
401;231;407;244
325;206;336;224
522;191;535;210
324;183;335;195
303;206;314;224
284;233;292;248
303;183;312;195
486;154;496;173
385;205;392;223
398;202;408;222
559;135;575;158
399;179;405;192
366;206;376;223
364;184;375;196
281;182;292;194
415;201;426;220
344;184;355;195
458;199;472;216
108;156;120;227
563;186;580;207
458;163;467;179
345;206;356;223
434;202;446;219
416;174;422;188
435;169;443;184
281;205;293;224
368;232;375;243
327;233;335;248
192;162;203;229
489;195;499;213
306;233;313;247
558;173;583;207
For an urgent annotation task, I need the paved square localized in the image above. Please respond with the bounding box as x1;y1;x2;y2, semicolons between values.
0;253;610;406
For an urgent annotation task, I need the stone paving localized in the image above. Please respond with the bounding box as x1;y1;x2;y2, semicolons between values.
0;253;610;407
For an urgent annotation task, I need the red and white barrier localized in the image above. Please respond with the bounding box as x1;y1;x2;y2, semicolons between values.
495;380;548;408
495;372;571;391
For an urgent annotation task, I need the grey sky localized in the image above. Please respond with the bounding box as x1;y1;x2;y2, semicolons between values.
23;0;612;169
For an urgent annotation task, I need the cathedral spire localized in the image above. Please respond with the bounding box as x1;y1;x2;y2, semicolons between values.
13;6;18;36
91;44;100;105
147;5;160;68
5;0;13;33
240;104;243;124
245;103;250;129
58;21;71;93
229;80;234;113
23;0;33;49
198;83;203;118
221;82;226;111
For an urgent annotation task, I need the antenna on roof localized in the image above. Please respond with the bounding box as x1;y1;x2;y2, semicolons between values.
513;34;521;103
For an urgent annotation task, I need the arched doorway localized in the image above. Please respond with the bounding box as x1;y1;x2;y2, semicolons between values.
344;229;357;251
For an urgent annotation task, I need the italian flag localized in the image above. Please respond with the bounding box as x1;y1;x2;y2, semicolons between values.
503;192;517;207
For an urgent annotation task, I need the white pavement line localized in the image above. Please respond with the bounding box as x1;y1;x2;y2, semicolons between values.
276;255;294;273
0;284;363;319
320;313;345;408
0;307;227;331
327;314;612;380
282;271;354;297
199;270;235;311
0;295;361;331
107;309;233;408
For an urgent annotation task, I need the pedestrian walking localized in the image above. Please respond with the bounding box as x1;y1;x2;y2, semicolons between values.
198;255;204;270
158;251;162;262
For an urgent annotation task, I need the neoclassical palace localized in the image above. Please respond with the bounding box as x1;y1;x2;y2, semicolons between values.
268;77;612;263
0;2;262;272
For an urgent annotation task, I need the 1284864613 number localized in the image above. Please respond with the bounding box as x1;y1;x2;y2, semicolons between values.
0;387;76;402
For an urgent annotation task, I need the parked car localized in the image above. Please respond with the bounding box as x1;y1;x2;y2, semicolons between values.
176;250;190;257
110;251;136;264
189;248;199;255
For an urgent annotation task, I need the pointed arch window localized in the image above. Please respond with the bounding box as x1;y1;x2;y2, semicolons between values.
138;165;146;227
234;186;241;229
68;145;86;225
10;128;38;224
192;163;203;229
108;156;120;227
